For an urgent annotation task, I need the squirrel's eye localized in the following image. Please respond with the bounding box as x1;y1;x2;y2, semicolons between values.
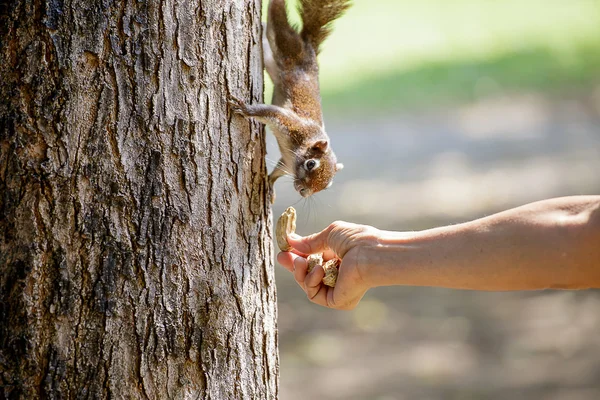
305;159;318;171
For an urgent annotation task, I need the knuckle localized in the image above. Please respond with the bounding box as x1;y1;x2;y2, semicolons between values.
307;291;319;303
330;220;346;229
328;221;349;238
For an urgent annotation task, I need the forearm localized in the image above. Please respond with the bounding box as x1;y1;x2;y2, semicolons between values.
365;196;600;290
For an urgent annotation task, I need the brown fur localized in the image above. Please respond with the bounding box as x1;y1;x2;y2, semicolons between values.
299;0;352;53
229;0;350;201
267;0;350;129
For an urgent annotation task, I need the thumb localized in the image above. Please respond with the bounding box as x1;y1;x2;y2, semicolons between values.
287;228;331;255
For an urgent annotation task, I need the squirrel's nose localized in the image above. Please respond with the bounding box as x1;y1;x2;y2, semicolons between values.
299;188;309;197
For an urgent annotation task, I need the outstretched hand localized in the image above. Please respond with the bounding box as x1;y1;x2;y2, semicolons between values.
278;197;600;302
277;221;380;310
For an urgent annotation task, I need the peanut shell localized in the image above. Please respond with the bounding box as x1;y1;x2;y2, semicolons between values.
306;253;324;273
276;207;296;251
322;258;340;287
306;254;340;287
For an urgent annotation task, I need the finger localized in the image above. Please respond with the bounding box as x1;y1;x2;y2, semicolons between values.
277;251;301;273
306;264;325;289
325;283;367;311
305;266;329;307
287;228;331;255
293;255;309;290
289;248;309;258
326;289;336;309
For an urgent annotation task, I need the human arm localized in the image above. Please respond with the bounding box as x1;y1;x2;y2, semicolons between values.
277;196;600;309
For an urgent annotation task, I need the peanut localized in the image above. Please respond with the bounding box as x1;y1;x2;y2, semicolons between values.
277;207;340;287
276;207;296;251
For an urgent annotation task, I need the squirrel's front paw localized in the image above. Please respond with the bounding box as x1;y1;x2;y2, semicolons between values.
228;96;248;116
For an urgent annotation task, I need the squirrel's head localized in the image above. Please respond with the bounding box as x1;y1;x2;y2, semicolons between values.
294;139;343;197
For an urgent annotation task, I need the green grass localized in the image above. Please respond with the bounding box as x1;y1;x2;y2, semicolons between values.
323;42;600;114
263;0;600;113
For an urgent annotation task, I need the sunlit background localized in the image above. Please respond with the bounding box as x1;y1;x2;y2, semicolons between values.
263;1;600;399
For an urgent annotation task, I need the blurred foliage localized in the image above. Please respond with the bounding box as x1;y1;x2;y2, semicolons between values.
262;0;600;114
324;43;600;114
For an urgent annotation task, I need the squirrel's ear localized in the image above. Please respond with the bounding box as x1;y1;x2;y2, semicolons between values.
312;140;329;153
335;163;344;171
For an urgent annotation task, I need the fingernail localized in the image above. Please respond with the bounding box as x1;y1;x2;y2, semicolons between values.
289;233;302;240
293;257;302;272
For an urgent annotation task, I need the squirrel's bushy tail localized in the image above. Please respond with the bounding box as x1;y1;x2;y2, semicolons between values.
299;0;352;53
267;0;351;62
268;0;303;61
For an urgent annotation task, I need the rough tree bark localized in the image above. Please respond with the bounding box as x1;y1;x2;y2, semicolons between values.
0;0;278;398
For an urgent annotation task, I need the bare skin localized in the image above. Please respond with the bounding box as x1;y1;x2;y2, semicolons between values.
277;196;600;310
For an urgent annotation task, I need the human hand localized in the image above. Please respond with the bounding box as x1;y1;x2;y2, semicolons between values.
277;221;381;310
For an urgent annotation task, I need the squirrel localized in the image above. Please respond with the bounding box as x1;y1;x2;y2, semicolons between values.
229;0;350;203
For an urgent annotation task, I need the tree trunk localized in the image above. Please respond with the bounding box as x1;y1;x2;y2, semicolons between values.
0;0;278;398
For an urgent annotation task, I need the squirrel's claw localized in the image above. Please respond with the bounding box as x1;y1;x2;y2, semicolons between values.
228;96;248;116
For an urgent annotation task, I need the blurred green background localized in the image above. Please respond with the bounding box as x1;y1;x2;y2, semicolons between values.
265;0;600;113
264;1;600;399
